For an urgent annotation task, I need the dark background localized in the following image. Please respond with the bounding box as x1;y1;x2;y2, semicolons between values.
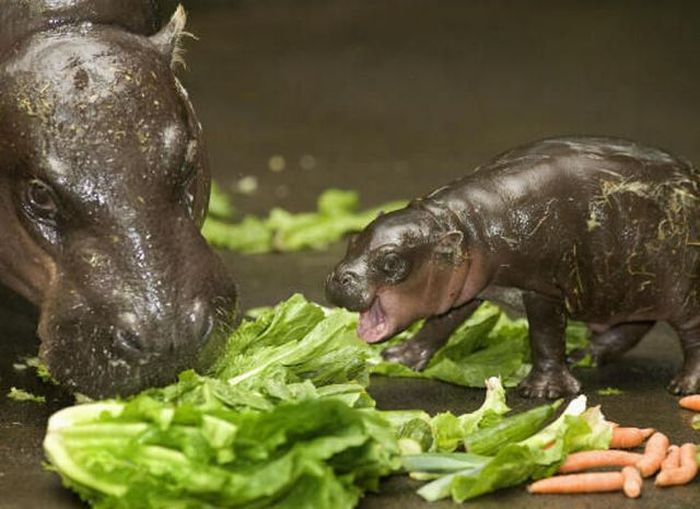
1;1;699;507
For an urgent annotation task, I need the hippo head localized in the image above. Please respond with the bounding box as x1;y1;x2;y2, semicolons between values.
326;202;470;343
0;9;237;397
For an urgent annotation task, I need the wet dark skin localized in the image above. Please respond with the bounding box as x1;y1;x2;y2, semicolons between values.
327;137;700;398
0;1;238;398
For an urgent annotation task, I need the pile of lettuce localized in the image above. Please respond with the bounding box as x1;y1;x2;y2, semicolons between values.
395;394;611;502
44;295;398;509
44;295;605;508
202;187;405;254
370;301;592;387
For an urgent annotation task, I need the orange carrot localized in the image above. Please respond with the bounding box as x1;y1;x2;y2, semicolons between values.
639;428;655;440
528;472;624;494
610;427;649;449
655;443;699;487
678;395;700;412
660;445;681;471
635;432;670;477
622;466;642;498
559;450;643;473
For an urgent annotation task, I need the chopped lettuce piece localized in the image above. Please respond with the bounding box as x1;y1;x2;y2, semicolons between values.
596;387;624;396
212;294;373;391
426;377;511;453
202;215;273;254
207;181;235;219
203;188;406;253
8;386;46;403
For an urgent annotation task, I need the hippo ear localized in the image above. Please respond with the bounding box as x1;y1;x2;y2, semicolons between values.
435;230;464;262
150;5;193;70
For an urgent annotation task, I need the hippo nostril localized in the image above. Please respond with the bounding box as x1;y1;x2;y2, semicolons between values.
201;313;215;342
114;328;144;355
340;271;358;288
188;299;216;347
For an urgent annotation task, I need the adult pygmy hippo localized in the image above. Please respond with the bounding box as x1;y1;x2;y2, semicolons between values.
0;1;237;397
327;136;700;398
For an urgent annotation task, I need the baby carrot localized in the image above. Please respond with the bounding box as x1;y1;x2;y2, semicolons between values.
622;466;642;498
639;428;655;440
660;445;681;471
558;450;643;473
655;443;698;487
528;472;624;494
636;432;670;477
678;395;700;412
610;427;649;449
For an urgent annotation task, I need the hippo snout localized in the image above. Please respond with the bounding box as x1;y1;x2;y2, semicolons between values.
325;264;372;312
37;231;239;398
112;298;216;358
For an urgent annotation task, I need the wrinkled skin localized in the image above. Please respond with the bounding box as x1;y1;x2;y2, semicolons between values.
327;136;700;398
0;2;238;398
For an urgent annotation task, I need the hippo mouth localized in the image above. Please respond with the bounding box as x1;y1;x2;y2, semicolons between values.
357;297;392;343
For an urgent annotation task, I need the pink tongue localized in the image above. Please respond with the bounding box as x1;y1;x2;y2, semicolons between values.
357;300;388;343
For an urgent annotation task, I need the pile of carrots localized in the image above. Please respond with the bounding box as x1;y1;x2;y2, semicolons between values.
528;395;700;498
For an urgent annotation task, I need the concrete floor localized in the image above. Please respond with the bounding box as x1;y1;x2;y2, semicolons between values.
1;1;699;507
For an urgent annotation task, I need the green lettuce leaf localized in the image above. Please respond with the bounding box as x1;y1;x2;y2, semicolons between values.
45;398;399;509
44;294;398;509
371;302;591;388
412;395;613;502
207;181;235;219
7;386;46;403
203;188;406;254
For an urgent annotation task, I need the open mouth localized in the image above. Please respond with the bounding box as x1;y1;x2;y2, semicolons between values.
357;297;391;343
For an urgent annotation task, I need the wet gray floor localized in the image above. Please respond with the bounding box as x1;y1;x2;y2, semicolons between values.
1;1;699;507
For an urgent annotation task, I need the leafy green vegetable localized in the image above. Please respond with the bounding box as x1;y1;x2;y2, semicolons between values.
596;387;624;396
44;294;399;509
203;188;406;253
463;400;561;456
43;294;603;508
208;181;235;219
45;398;399;509
212;294;373;392
692;414;700;430
410;396;613;502
14;355;57;384
380;377;512;456
371;302;591;388
7;386;46;403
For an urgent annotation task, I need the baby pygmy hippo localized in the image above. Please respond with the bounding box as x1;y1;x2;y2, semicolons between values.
326;136;700;398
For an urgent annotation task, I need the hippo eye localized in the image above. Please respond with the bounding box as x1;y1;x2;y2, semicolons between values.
378;252;409;281
24;179;58;222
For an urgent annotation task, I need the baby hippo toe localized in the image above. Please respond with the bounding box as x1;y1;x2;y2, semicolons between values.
382;341;434;371
667;369;700;395
518;368;582;399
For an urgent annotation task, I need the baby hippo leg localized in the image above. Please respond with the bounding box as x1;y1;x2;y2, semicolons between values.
569;322;654;365
668;323;700;395
518;292;581;399
382;300;481;371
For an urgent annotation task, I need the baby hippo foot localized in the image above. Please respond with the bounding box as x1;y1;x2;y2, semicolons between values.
518;368;582;399
667;369;700;395
382;340;435;371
